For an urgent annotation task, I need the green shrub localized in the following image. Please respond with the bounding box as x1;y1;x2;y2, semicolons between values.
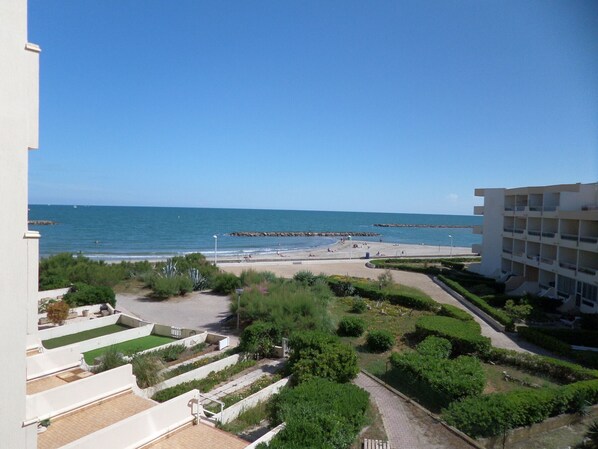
366;330;394;352
150;275;193;298
46;301;70;325
415;315;491;355
438;275;514;330
438;303;474;321
132;354;164;388
149;344;186;362
240;269;277;286
390;351;485;407
528;328;598;348
92;346;126;373
416;336;452;359
505;299;533;321
350;297;367;314
443;379;598;438
289;331;359;384
240;321;282;358
63;282;116;307
328;276;438;311
264;378;369;449
212;273;241;295
293;271;318;286
337;316;366;337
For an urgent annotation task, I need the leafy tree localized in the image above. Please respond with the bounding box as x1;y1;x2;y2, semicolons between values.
288;331;359;384
505;299;533;322
240;321;282;358
63;282;116;307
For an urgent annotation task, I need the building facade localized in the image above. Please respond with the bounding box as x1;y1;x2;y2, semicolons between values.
0;0;41;447
474;183;598;313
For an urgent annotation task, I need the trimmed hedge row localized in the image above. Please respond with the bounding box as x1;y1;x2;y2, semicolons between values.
327;276;439;311
438;304;474;322
437;275;514;330
482;347;597;384
518;327;598;369
443;379;598;438
529;327;598;348
390;337;485;408
415;316;491;355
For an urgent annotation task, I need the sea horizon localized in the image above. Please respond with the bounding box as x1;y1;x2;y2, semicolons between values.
29;204;482;260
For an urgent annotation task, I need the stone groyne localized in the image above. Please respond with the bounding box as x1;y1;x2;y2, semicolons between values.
229;231;380;237
373;224;473;228
28;220;57;225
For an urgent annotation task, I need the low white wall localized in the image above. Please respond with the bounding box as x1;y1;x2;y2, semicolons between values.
60;390;200;449
76;324;154;356
218;377;290;424
25;364;135;423
39;314;120;341
26;332;41;351
142;354;241;398
135;332;208;358
38;287;70;302
246;423;286;448
27;346;81;380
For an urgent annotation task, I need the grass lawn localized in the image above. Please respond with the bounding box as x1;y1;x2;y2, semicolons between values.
83;334;176;364
220;401;270;435
42;324;132;349
483;362;561;393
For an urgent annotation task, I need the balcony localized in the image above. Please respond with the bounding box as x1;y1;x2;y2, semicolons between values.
526;254;540;266
558;261;577;277
578;265;597;276
473;225;483;235
471;244;482;254
540;257;555;266
473;206;484;215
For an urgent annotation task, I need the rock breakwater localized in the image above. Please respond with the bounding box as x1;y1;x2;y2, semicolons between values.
230;231;379;237
373;224;473;228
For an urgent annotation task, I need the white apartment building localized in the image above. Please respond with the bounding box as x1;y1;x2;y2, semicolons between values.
1;0;41;446
474;183;598;314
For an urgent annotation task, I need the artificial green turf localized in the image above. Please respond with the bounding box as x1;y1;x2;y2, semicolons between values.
83;335;177;364
42;324;132;349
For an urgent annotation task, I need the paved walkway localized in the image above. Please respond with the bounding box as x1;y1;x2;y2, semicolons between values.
206;359;284;400
354;373;474;449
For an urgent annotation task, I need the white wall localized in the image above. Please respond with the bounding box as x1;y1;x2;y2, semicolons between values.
25;364;136;423
245;423;286;448
59;390;200;449
27;346;81;380
38;287;71;302
75;324;154;356
479;188;505;277
38;313;120;340
0;0;40;447
218;377;290;424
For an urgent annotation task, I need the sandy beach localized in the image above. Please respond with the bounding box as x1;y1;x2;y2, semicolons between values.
214;239;474;264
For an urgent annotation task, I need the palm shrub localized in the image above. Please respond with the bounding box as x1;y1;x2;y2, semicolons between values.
132;354;164;388
366;330;394;352
337;316;366;337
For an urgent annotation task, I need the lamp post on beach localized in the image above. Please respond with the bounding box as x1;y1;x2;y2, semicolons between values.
213;235;218;265
236;288;244;331
448;235;453;256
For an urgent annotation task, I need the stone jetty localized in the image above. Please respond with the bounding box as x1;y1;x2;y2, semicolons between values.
230;231;380;237
373;224;473;228
28;220;57;225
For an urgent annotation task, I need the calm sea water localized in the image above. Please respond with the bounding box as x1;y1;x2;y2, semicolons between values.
29;205;482;260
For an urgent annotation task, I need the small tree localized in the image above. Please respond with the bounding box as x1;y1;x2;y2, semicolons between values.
240;321;282;359
377;270;394;290
504;299;532;322
366;329;394;352
46;301;70;325
337;317;366;337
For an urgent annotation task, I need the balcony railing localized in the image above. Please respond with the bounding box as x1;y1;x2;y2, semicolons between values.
559;261;577;271
561;233;579;241
503;227;514;233
578;266;597;276
540;257;555;265
513;228;525;234
580;235;598;244
528;230;541;236
529;206;543;212
502;249;513;254
542;232;556;238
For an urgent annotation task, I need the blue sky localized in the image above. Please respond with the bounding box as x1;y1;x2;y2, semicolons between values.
28;0;598;215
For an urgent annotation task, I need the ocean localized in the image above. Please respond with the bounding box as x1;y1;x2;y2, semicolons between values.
29;205;482;260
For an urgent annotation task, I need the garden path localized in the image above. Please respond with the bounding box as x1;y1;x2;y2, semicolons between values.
205;359;284;400
354;372;477;449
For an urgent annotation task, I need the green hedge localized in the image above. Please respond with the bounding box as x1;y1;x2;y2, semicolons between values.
366;330;395;352
263;378;369;449
327;276;439;311
518;327;598;369
63;282;116;307
337;316;366;337
443;379;598;438
438;275;514;330
528;328;598;348
415;316;491;355
390;351;485;408
482;347;597;384
438;304;474;322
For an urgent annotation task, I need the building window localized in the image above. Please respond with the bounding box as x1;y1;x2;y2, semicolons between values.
580;282;598;304
557;275;576;297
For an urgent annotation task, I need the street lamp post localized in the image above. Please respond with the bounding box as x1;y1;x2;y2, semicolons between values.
448;234;453;256
236;288;244;331
213;235;218;265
